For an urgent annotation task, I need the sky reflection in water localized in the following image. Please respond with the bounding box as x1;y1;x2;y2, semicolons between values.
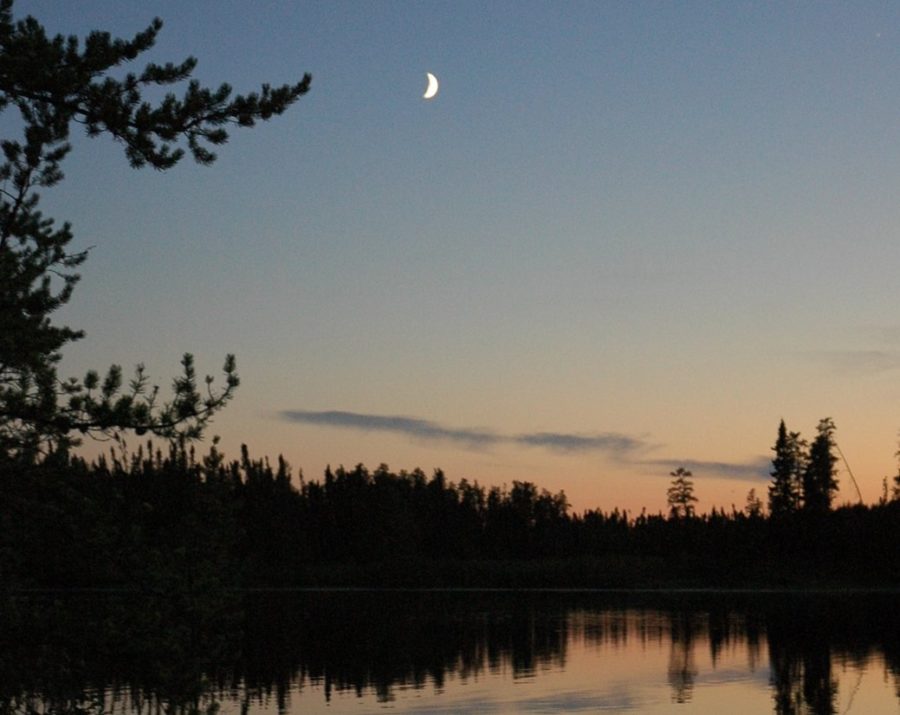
233;594;898;715
5;592;900;714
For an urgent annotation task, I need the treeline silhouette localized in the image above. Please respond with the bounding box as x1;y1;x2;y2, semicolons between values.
2;591;899;714
2;441;899;590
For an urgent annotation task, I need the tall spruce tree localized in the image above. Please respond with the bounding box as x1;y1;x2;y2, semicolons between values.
0;1;310;460
802;418;838;513
768;419;804;517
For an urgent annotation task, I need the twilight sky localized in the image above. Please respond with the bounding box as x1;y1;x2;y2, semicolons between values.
19;0;900;512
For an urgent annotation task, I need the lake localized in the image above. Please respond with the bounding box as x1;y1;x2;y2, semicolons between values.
3;590;898;714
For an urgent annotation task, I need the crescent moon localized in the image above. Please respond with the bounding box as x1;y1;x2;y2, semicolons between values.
423;72;439;100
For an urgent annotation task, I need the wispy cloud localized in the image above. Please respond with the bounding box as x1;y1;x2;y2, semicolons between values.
279;410;501;449
279;410;647;456
514;431;645;454
637;457;771;482
807;349;900;375
278;409;769;482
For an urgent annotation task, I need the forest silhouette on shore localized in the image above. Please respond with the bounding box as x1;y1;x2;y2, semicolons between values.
3;423;899;591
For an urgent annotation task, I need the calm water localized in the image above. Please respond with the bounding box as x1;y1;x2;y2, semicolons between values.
3;590;899;714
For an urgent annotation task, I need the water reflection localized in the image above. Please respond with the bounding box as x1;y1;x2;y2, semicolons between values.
2;591;898;714
0;588;243;715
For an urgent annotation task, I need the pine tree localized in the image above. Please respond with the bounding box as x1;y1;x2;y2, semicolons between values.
0;1;310;460
768;420;805;517
667;467;697;518
802;418;839;513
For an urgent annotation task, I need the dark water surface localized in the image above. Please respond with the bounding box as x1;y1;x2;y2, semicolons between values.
3;590;899;713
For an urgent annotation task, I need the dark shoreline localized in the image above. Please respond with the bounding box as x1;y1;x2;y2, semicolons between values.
4;450;899;594
6;556;899;595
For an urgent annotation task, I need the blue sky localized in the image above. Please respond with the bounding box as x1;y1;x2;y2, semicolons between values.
17;1;900;511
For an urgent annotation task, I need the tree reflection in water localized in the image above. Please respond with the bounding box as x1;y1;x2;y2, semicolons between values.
1;591;898;714
666;609;701;703
0;588;243;715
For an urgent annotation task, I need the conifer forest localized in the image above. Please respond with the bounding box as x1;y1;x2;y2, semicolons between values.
3;431;900;590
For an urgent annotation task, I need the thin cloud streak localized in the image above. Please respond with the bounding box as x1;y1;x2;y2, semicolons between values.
807;350;900;375
279;410;501;448
279;409;769;482
638;457;771;482
279;410;647;456
515;431;645;454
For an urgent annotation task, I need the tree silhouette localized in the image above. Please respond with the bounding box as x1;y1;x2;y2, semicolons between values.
667;467;697;518
744;488;763;518
891;434;900;502
0;0;310;460
803;418;839;513
768;420;805;517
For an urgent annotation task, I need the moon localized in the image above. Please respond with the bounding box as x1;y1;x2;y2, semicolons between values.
423;72;439;100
